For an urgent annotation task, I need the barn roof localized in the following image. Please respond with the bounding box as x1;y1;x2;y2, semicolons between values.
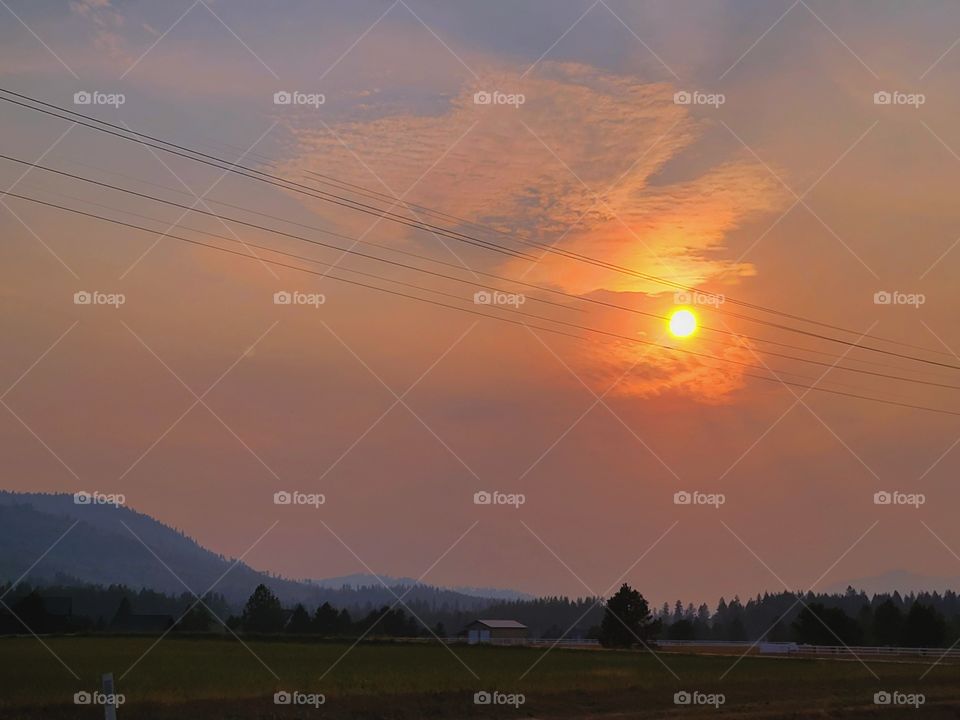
473;619;527;629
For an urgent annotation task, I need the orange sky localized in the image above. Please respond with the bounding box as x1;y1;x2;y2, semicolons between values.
3;0;960;603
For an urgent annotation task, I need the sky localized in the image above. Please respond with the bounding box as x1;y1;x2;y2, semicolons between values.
3;0;960;606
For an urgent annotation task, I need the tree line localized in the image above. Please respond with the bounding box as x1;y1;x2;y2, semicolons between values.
0;580;604;638
5;579;960;648
654;587;960;647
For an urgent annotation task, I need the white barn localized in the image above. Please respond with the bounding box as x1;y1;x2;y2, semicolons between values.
465;619;528;644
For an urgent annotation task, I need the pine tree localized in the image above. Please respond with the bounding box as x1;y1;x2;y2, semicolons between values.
287;603;312;634
599;584;660;648
241;584;284;633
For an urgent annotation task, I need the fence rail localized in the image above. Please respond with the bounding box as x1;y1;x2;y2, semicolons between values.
791;644;960;658
658;639;960;658
456;638;600;647
454;638;960;657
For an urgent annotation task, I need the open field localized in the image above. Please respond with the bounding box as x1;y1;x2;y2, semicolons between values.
0;637;957;719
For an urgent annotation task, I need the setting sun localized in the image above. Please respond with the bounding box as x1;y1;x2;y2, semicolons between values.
669;309;698;337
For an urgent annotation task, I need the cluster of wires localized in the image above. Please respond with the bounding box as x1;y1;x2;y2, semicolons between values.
1;87;958;416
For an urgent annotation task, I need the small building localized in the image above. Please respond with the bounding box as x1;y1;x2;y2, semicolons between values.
464;619;528;644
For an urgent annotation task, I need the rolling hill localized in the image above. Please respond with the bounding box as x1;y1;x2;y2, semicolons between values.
0;491;506;611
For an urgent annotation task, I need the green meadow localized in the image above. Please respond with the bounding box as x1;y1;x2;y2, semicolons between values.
1;636;957;718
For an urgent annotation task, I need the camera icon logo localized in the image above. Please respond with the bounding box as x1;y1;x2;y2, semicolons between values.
73;91;92;105
874;691;891;705
473;91;492;105
873;290;892;305
673;291;692;305
473;290;492;305
874;491;892;505
673;490;692;505
73;491;92;505
873;91;892;105
473;491;492;505
274;691;292;705
273;291;292;305
274;491;292;505
674;691;692;705
74;691;92;705
474;691;492;705
273;91;292;105
673;91;692;105
74;291;92;305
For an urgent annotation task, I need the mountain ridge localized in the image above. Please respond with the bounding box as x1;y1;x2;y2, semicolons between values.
0;491;515;611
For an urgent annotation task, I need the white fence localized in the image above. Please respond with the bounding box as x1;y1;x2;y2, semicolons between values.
446;638;958;658
454;637;600;647
658;639;960;659
791;644;960;659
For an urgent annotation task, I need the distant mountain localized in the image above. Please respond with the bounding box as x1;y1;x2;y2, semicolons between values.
825;570;960;596
0;492;509;611
309;573;532;600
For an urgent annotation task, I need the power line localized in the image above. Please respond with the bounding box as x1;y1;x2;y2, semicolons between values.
0;90;537;263
22;183;951;403
7;152;960;386
0;87;952;364
739;373;960;417
41;161;960;382
5;187;960;416
11;179;573;312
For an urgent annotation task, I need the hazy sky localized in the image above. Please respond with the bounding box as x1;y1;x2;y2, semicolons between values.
4;0;960;605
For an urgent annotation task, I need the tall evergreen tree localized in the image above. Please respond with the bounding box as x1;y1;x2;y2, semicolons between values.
902;603;946;647
241;584;284;633
599;584;660;648
313;601;339;635
287;603;312;634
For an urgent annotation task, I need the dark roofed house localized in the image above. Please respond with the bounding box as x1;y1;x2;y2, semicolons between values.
464;619;528;645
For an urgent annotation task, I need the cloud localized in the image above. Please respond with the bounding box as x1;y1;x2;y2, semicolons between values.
68;0;131;64
274;61;791;400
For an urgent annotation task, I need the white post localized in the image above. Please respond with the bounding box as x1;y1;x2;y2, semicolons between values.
101;673;118;720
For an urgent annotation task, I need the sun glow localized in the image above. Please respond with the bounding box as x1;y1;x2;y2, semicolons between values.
669;309;697;337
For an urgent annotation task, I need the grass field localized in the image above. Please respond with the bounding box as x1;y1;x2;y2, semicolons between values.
1;636;957;718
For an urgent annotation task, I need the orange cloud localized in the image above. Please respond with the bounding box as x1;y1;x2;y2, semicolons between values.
267;62;794;401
